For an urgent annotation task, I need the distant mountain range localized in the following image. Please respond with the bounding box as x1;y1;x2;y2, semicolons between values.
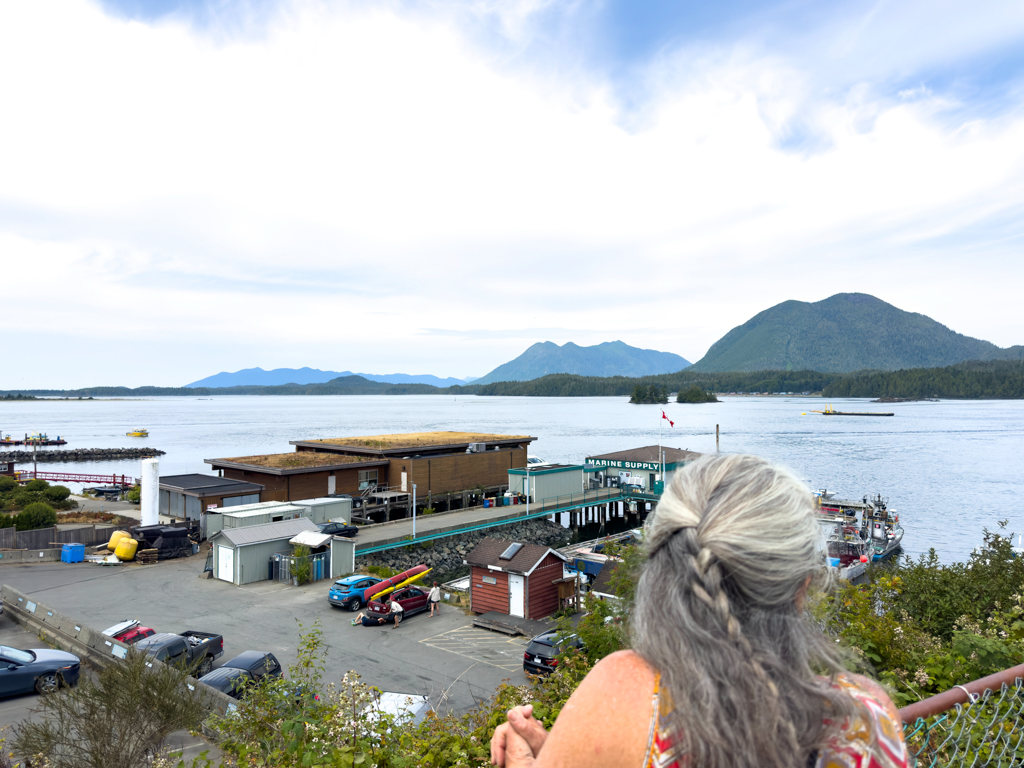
689;293;1024;373
185;367;475;388
473;341;691;385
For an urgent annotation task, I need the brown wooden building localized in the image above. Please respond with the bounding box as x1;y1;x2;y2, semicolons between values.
206;431;535;505
466;537;567;620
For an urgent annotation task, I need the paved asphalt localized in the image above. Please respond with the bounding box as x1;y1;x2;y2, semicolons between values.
0;556;538;720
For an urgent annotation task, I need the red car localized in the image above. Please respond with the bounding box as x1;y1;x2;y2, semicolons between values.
102;619;156;646
367;586;429;621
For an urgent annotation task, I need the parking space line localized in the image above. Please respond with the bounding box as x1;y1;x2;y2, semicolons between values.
419;627;530;670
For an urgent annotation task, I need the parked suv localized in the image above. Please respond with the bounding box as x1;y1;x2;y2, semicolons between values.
328;575;383;611
523;631;583;676
367;586;429;621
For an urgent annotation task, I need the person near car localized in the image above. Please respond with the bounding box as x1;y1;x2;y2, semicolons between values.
428;582;442;616
389;596;404;628
489;453;910;768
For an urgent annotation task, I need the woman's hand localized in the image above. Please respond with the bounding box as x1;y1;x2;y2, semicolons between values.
490;704;549;766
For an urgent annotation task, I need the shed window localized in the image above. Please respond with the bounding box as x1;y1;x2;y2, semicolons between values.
482;576;497;585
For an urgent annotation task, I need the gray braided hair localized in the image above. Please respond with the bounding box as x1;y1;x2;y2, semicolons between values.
632;453;855;768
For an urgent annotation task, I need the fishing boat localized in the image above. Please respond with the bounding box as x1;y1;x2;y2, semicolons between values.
815;490;903;563
806;405;894;417
126;428;149;437
0;434;23;446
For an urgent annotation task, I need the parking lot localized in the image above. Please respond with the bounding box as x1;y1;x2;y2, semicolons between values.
0;618;214;761
0;556;538;723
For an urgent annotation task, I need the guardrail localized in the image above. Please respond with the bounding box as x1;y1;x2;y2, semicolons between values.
353;488;631;556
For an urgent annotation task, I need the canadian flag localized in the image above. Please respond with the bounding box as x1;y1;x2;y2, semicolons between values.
662;410;674;427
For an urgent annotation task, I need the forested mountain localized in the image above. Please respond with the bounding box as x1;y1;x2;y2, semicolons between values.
474;341;690;385
689;293;1024;373
186;367;470;388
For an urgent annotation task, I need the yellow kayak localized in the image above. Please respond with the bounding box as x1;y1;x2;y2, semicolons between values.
365;566;432;602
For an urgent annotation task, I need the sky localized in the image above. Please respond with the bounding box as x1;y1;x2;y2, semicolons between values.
2;0;1024;388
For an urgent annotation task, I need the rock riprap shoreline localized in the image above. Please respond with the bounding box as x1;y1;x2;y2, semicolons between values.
355;518;572;582
0;447;166;463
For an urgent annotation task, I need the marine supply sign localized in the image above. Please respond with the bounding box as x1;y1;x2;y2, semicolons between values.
586;459;661;472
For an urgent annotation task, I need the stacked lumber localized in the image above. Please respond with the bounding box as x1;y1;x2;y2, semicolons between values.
136;548;159;564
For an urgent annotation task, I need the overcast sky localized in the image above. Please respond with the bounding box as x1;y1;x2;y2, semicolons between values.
3;0;1023;388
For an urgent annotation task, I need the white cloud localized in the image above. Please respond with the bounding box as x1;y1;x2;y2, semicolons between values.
1;0;1023;387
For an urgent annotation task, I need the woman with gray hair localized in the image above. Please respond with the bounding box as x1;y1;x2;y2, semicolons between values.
491;453;908;768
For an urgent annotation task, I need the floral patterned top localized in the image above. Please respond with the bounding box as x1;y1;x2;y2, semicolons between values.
644;674;910;768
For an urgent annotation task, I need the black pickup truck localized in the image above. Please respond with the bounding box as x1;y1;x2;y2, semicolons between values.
134;631;224;676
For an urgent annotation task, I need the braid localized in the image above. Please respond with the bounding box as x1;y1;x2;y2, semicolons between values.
674;527;804;763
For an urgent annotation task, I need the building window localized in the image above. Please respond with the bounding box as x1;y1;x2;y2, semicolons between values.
482;576;497;585
358;469;378;491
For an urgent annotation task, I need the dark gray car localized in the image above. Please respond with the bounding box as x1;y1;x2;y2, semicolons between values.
0;645;81;696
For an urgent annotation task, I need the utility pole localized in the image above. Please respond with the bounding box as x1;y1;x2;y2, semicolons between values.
716;424;720;453
412;483;417;539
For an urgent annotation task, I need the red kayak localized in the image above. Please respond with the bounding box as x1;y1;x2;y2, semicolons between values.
363;564;430;603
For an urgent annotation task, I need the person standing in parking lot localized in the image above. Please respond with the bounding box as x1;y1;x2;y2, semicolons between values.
429;582;442;616
389;596;404;628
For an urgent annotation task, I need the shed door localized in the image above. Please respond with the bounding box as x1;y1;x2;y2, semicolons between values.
509;574;525;618
328;475;336;495
217;546;235;582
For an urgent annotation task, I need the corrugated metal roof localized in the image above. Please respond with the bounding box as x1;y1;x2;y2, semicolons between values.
212;518;319;547
586;445;701;464
223;504;304;519
289;530;333;548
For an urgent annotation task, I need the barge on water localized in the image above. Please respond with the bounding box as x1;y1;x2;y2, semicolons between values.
806;405;894;417
1;432;68;446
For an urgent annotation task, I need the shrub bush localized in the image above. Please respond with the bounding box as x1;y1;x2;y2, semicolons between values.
44;484;71;502
24;478;49;492
126;484;141;503
17;501;57;531
0;476;17;492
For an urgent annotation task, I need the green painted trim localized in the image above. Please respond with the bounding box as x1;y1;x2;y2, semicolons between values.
353;489;644;556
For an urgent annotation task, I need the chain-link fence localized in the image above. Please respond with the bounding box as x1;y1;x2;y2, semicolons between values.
903;677;1024;767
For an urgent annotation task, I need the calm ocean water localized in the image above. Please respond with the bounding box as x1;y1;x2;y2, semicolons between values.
2;395;1021;561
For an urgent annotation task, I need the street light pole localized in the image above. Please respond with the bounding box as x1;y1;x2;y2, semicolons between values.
524;463;530;517
412;483;417;539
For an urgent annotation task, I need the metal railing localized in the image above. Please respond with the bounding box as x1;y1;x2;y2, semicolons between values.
900;665;1024;767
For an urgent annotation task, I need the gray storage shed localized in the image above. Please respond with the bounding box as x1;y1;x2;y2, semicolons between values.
291;497;352;525
159;474;264;521
210;518;320;586
507;464;584;504
221;504;306;529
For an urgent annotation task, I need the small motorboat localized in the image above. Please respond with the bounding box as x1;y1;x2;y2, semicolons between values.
126;428;149;437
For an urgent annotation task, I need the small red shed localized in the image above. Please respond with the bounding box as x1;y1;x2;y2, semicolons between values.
465;537;568;620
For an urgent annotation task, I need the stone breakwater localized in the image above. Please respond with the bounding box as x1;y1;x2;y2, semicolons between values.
355;518;572;580
0;447;166;464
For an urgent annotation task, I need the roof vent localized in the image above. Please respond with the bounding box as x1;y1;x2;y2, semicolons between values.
467;442;486;453
499;542;524;561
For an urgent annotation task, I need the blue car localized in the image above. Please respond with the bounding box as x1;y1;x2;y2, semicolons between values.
329;575;383;611
0;645;81;696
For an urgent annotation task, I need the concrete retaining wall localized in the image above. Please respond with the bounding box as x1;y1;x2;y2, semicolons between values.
0;584;234;714
0;548;64;564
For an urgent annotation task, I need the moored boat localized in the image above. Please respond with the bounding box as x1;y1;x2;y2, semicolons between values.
814;489;904;568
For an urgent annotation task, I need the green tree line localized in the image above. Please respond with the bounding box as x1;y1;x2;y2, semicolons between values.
4;360;1024;400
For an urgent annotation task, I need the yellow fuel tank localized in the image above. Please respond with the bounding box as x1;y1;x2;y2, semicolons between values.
114;537;139;561
107;530;130;551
